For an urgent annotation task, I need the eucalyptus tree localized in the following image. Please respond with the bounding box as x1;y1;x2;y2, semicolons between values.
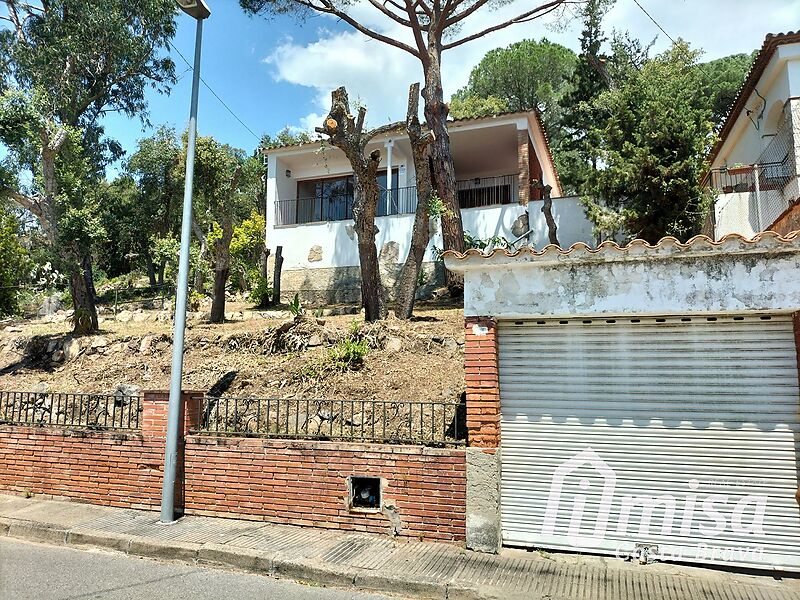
240;0;571;294
0;0;176;333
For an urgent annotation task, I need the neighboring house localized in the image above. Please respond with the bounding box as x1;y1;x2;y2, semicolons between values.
264;111;595;303
703;32;800;239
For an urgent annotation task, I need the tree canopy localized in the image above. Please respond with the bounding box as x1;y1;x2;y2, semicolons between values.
583;41;715;243
451;38;577;134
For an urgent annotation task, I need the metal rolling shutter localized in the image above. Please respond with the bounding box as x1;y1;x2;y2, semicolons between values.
498;314;800;571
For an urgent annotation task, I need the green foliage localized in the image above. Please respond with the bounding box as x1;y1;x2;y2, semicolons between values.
260;127;313;150
426;193;452;219
188;290;205;312
288;293;304;317
0;206;31;315
696;53;755;126
464;231;509;252
230;210;266;291
557;0;614;195
584;42;715;243
450;95;509;120
328;337;369;371
248;275;272;306
452;38;576;132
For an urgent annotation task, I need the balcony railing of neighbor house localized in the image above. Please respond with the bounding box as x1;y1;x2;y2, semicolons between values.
275;174;520;226
0;390;142;430
193;395;466;447
708;113;798;236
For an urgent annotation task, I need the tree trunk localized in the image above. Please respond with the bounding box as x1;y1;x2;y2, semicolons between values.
316;87;391;322
539;183;561;246
395;83;434;319
270;245;283;307
192;220;207;293
353;162;385;321
210;216;234;324
210;267;229;322
144;250;157;287
422;43;464;296
69;247;99;334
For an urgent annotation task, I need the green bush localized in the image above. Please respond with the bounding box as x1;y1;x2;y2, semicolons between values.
328;337;369;371
249;275;272;306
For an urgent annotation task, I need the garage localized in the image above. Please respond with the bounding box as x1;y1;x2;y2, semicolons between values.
498;313;800;570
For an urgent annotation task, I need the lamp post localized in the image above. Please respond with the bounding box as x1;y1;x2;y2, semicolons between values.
160;0;211;524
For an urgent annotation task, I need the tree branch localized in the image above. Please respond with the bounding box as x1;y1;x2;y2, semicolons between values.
366;0;413;27
296;0;421;59
405;0;430;66
442;0;566;50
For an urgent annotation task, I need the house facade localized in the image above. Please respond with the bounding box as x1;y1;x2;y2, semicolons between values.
704;32;800;239
264;111;595;303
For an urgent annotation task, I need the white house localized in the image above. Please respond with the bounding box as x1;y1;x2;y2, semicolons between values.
264;111;596;303
704;32;800;239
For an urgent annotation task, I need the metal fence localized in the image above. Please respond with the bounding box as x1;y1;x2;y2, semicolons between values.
194;396;466;447
0;391;142;430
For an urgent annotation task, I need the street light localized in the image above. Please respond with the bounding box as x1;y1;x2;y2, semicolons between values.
160;0;211;524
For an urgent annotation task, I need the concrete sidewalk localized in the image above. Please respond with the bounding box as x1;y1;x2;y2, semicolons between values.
0;495;797;600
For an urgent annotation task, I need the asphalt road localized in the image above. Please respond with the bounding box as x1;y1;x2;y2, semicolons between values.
0;538;401;600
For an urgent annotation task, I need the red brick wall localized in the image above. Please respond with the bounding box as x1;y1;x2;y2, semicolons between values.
0;391;466;542
183;437;466;541
464;317;500;448
0;427;163;509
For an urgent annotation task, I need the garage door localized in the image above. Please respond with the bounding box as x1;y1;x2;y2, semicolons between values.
498;314;800;570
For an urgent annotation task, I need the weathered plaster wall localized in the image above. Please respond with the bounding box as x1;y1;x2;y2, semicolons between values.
446;236;800;318
465;448;502;553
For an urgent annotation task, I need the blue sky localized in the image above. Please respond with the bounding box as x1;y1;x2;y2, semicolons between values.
100;0;799;172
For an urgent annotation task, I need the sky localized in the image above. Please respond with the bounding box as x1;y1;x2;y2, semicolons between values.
100;0;800;172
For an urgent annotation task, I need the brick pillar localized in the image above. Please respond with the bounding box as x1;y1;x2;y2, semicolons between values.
141;390;204;513
142;390;203;438
464;317;500;447
464;316;502;553
517;129;530;205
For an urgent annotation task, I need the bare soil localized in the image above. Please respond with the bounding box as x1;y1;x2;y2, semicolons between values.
0;302;465;404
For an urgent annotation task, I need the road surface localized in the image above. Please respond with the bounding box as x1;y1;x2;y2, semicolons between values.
0;537;401;600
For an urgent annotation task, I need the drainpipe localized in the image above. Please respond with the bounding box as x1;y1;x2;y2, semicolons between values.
754;163;762;232
385;139;394;215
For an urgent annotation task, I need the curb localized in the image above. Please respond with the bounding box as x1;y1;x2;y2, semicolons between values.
0;518;470;600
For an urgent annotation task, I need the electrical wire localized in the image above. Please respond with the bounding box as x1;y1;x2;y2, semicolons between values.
631;0;676;44
168;40;261;142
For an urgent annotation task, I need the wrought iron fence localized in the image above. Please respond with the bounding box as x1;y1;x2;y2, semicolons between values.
0;391;142;430
194;396;466;447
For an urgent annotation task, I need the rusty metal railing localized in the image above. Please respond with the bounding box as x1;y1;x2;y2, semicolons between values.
193;396;466;447
0;390;142;430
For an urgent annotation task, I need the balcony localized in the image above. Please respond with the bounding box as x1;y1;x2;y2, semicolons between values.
275;174;519;226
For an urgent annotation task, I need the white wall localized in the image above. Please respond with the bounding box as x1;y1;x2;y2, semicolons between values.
270;198;595;271
445;234;800;318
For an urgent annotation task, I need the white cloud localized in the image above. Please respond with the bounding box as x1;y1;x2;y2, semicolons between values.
264;0;797;132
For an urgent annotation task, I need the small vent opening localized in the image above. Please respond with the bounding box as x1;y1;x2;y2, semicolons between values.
350;476;381;511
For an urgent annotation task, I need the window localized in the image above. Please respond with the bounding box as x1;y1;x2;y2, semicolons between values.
296;175;354;223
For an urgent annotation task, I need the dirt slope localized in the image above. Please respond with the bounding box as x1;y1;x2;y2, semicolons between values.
0;304;465;404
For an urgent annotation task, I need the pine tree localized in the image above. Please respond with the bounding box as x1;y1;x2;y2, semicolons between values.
558;0;613;195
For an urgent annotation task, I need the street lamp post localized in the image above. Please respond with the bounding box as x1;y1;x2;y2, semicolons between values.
161;0;211;524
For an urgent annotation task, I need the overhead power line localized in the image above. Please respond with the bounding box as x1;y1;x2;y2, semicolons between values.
631;0;676;44
169;41;261;142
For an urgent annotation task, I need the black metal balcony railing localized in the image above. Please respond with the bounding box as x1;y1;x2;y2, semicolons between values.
275;174;520;226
